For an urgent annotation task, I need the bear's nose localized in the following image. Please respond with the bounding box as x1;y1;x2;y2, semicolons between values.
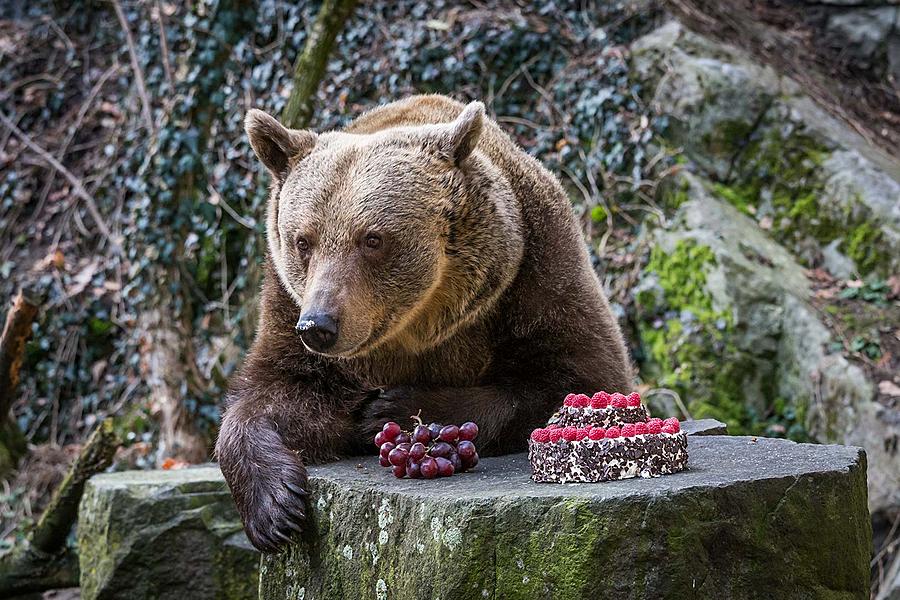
296;313;339;352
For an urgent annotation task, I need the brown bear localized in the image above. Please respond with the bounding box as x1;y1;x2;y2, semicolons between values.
216;94;633;552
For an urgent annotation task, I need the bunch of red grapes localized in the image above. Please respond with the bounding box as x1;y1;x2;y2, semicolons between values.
373;417;480;479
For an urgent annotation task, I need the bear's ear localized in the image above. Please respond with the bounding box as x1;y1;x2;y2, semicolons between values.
245;109;317;182
433;101;485;166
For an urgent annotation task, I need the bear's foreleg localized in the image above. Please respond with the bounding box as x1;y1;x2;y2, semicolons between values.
216;363;363;552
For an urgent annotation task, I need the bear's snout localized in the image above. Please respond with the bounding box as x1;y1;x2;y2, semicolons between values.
296;313;339;353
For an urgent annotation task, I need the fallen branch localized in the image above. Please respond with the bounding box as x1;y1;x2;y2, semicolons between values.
0;419;120;596
0;111;122;253
0;288;40;417
0;287;42;477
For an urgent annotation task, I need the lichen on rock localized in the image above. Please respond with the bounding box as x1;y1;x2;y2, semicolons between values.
260;440;871;599
77;466;259;600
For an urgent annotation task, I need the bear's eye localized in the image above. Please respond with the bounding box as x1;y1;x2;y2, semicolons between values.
296;236;311;254
363;233;382;251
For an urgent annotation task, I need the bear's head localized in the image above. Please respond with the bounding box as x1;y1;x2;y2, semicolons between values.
245;101;523;358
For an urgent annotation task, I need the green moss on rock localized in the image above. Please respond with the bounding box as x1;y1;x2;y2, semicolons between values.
78;467;259;600
708;124;890;276
261;442;871;599
637;240;752;432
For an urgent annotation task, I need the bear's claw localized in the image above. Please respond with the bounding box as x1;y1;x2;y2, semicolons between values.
239;451;310;553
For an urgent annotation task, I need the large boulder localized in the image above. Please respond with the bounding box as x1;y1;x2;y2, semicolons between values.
260;437;870;600
631;21;900;278
634;172;900;518
77;466;259;600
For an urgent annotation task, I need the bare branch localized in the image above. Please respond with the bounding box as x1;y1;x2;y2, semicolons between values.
0;111;122;253
111;0;155;133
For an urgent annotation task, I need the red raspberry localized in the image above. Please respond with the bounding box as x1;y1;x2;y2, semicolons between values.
530;428;550;443
621;423;636;437
590;391;611;409
588;427;606;440
626;392;641;407
634;422;648;435
573;394;591;408
546;424;560;430
563;393;576;407
610;393;627;408
662;418;681;434
605;426;621;438
548;428;564;443
647;418;663;434
575;427;590;440
562;426;578;441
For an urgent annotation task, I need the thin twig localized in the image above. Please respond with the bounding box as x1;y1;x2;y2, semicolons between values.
111;0;155;133
0;111;121;253
154;0;174;89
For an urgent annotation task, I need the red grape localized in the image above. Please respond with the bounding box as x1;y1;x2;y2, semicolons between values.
407;459;422;479
382;422;402;439
427;423;443;440
457;440;476;459
396;442;411;452
449;452;462;472
388;447;408;467
391;464;406;478
439;425;459;442
374;431;389;447
420;457;438;479
459;422;478;441
461;451;479;471
394;432;411;445
412;425;431;444
435;457;455;477
379;442;395;459
430;441;453;458
379;455;391;467
410;442;427;461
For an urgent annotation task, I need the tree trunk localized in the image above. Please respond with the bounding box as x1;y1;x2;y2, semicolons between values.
132;0;257;465
0;418;119;597
282;0;359;129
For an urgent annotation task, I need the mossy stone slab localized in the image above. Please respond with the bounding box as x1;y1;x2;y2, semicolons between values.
260;436;870;600
78;466;259;600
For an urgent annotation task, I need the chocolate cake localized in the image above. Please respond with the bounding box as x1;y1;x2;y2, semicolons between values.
529;392;688;483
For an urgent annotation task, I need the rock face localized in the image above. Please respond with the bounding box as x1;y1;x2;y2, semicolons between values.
629;21;900;521
632;21;900;278
260;437;870;600
77;466;259;600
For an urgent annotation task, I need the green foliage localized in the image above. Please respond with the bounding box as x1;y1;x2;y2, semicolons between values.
710;124;889;276
637;239;810;439
637;240;750;431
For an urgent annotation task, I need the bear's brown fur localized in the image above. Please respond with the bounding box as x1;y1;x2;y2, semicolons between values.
216;95;633;552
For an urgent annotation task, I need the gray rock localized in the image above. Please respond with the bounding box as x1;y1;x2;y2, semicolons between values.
826;7;898;64
681;418;727;436
78;466;259;600
821;239;856;280
260;437;870;600
631;21;900;277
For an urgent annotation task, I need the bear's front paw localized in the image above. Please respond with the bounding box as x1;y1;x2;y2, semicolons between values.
224;423;309;552
237;447;310;553
362;386;420;440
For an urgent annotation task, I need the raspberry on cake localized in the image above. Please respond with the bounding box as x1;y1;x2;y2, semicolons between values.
529;390;688;483
548;389;650;429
